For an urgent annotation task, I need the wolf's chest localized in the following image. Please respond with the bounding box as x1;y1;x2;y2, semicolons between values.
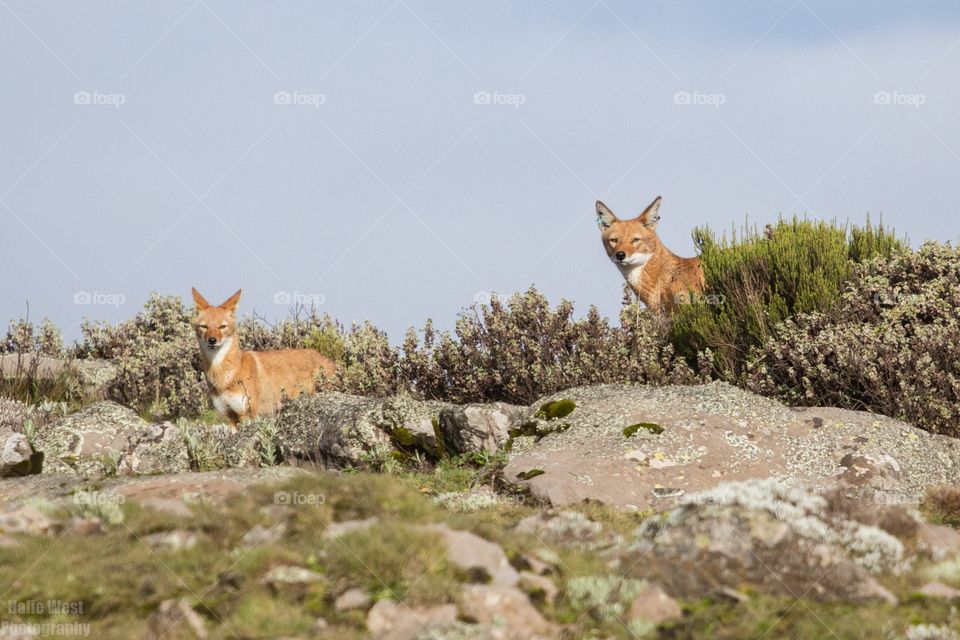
211;391;249;416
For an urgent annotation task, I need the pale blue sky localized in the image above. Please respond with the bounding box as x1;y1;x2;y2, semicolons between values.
3;1;959;342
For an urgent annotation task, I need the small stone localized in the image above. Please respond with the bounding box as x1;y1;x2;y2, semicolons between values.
139;497;193;519
324;517;378;540
240;522;286;548
144;530;198;552
457;585;558;637
147;598;208;640
263;565;324;586
419;524;519;586
335;587;372;612
65;516;104;536
651;487;685;499
519;571;559;606
919;581;960;600
626;584;682;624
366;599;457;639
0;506;56;535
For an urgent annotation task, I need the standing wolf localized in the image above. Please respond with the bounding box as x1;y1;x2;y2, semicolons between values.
596;196;704;312
191;288;335;425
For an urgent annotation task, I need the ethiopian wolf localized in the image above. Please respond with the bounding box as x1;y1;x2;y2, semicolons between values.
596;196;704;312
191;288;335;425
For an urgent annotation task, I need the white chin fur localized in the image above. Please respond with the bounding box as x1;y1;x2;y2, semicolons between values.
616;252;653;268
206;336;233;367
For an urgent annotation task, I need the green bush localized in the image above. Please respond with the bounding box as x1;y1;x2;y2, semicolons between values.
2;318;64;357
747;242;960;435
79;293;206;420
670;217;905;378
328;287;694;405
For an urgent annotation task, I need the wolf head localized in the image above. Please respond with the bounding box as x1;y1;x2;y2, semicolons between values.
595;196;662;269
191;288;241;354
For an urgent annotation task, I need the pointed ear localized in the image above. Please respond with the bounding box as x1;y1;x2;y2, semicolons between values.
191;288;210;311
638;196;662;229
221;289;242;313
596;201;618;228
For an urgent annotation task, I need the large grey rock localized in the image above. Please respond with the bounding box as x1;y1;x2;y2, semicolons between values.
439;402;528;455
505;382;960;509
625;478;902;604
274;392;452;467
32;402;188;476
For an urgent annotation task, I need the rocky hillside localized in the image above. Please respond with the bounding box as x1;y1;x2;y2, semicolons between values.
2;383;960;638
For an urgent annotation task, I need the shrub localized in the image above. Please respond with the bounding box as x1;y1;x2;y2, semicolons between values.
237;307;341;355
330;288;694;405
81;293;207;420
670;217;905;379
922;485;960;527
747;242;960;435
2;318;64;357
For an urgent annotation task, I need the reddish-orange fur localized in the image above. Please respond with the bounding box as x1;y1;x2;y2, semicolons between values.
191;288;335;425
596;196;704;312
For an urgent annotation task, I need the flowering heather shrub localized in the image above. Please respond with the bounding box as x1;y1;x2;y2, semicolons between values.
78;293;206;420
329;288;695;404
747;242;960;435
237;308;340;353
670;217;905;379
1;318;64;356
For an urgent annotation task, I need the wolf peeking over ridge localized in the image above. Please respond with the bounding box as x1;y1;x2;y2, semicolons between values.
191;288;335;425
596;196;704;312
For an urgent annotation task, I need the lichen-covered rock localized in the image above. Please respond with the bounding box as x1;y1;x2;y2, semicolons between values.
32;401;188;476
273;392;453;468
626;479;903;603
0;398;30;431
506;382;960;508
515;511;621;550
274;392;393;467
439;402;528;455
120;421;190;475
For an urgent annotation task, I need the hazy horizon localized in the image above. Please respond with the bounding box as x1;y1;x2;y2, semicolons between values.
3;1;960;343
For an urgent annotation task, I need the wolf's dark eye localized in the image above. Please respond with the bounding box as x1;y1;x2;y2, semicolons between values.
609;238;618;243
219;324;227;330
632;237;640;243
199;324;208;330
